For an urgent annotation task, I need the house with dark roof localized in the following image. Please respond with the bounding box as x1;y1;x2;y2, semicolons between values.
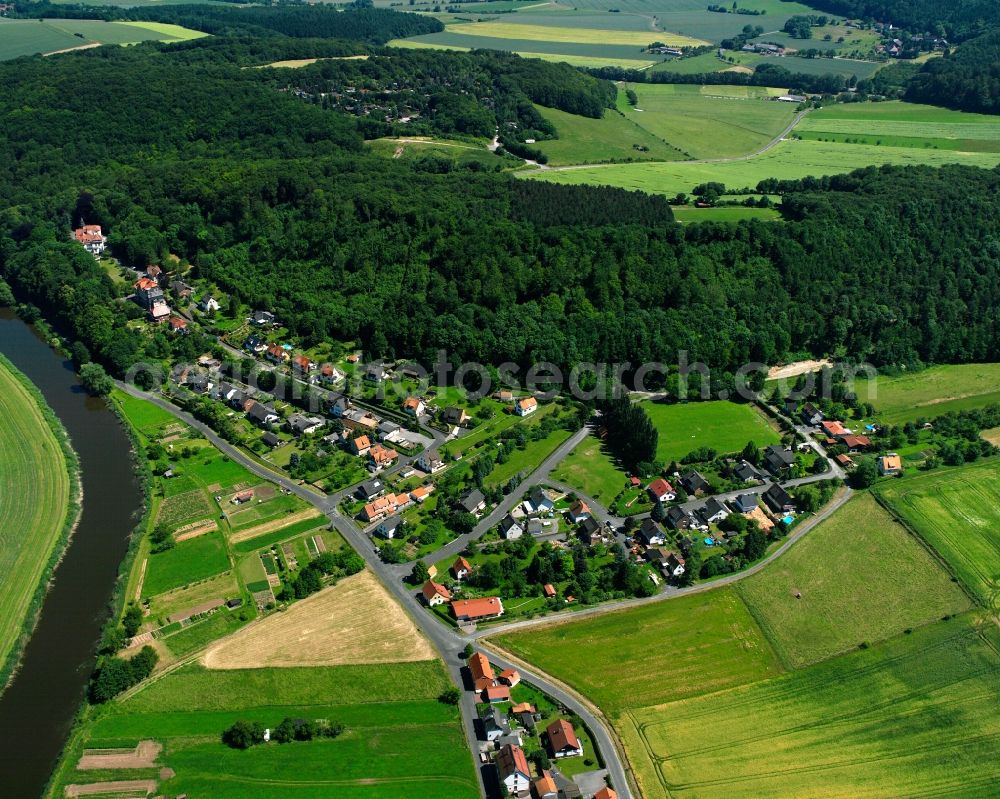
578;516;601;541
357;479;384;500
665;506;692;530
636;518;666;546
734;461;764;483
733;493;758;513
700;497;730;525
376;514;403;539
458;489;486;515
480;705;510;742
528;488;555;514
246;401;279;428
251;309;275;326
261;431;283;449
801;403;824;425
764;445;796;476
287;414;323;437
763;483;796;514
499;514;524;540
680;470;709;495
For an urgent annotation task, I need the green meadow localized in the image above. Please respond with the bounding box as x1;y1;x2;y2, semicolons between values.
0;17;206;61
141;531;232;597
551;435;630;504
877;459;1000;609
639;400;780;463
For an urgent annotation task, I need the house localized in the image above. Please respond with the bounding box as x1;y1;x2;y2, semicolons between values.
351;435;372;456
763;483;796;514
168;316;188;334
468;652;496;690
459;489;486;515
368;444;398;471
543;583;557;598
665;552;686;578
149;302;171;323
376;515;404;539
346;353;360;364
364;363;387;383
701;497;730;524
734;461;764;482
594;787;619;799
451;556;473;581
647;478;676;503
170;280;194;300
232;489;254;505
567;500;591;524
680;470;709;495
199;295;220;314
73;224;107;255
494;390;514;402
342;408;379;431
402;396;424;416
251;310;274;326
879;454;903;476
409;484;435;503
777;93;806;103
287;414;323;437
515;396;538;416
250;429;280;449
645;547;668;569
377;420;401;441
451;596;504;622
821;420;849;438
133;278;163;310
319;363;343;384
528;488;555;514
800;403;824;425
665;506;692;530
835;453;854;469
361;495;396;523
244;333;266;354
533;770;559;799
483;685;511;703
499;514;525;540
265;344;289;364
246;401;279;428
480;705;510;742
495;744;531;796
733;493;758;513
578;516;602;541
636;518;666;547
328;393;352;417
764;445;796;476
357;478;384;500
417;449;445;474
498;668;520;688
292;354;315;374
442;406;469;426
842;435;871;452
421;580;452;606
392;492;412;513
546;719;584;758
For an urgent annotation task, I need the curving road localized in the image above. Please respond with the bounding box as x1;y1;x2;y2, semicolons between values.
118;382;848;799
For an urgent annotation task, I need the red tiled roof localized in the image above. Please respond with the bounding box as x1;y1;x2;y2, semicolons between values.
647;478;674;498
451;596;504;620
421;580;451;602
546;718;581;752
595;788;619;799
451;556;472;576
483;685;511;702
495;744;529;779
169;317;187;329
533;771;557;796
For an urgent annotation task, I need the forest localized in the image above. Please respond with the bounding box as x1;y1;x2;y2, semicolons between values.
906;30;1000;113
789;0;1000;41
1;25;1000;387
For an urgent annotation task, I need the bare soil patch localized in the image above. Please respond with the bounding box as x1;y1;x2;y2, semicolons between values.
767;358;832;380
173;519;218;542
228;508;325;544
982;426;1000;446
64;779;156;797
201;570;434;668
77;741;161;771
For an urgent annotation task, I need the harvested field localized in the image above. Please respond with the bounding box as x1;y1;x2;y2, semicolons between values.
64;780;156;797
202;571;434;669
77;741;161;770
228;508;325;544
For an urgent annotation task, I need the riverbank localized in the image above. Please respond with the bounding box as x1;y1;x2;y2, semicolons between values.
0;352;82;695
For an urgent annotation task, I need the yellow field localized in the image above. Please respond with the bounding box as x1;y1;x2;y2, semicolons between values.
0;358;74;679
446;22;708;48
201;570;434;668
117;21;209;41
261;55;370;68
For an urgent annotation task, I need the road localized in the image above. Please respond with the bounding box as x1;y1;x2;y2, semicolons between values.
117;382;847;799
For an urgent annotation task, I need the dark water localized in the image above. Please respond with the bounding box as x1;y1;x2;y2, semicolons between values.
0;309;144;799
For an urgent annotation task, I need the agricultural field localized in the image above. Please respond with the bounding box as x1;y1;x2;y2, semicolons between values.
493;588;783;716
851;362;1000;424
141;531;232;598
388;37;657;69
534;105;686;165
202;571;434;669
626;617;1000;799
47;660;479;799
736;493;971;668
671;204;781;223
0;358;73;680
0;17;206;61
876;459;1000;609
525;136;1000;196
639;400;780;464
551;435;630;503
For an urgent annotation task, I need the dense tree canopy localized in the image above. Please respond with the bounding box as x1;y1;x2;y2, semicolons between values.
906;30;1000;113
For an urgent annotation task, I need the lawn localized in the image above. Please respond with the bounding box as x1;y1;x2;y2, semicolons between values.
521;137;1000;196
626;616;1000;799
485;427;572;487
111;390;176;440
492;588;783;717
141;531;232;598
850;363;1000;424
534;105;686;165
639;400;780;464
624;83;799;160
48;661;479;799
876;459;1000;609
550;435;629;504
736;493;971;668
0;357;74;682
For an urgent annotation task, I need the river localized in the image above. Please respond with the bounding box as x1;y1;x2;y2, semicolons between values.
0;309;144;799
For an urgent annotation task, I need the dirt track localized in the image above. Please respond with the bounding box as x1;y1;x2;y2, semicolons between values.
201;571;434;669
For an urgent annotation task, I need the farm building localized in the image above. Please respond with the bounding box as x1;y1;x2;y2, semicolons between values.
879;454;903;476
451;596;504;622
483;685;511;703
468;652;495;691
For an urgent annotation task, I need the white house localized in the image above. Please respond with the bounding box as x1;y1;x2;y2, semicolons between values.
499;514;524;540
417;450;445;474
515;396;538;416
200;295;221;313
495;744;531;795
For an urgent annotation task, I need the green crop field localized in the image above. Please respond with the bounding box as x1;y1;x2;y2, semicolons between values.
621;83;799;159
624;617;1000;799
0;17;206;61
551;435;629;503
142;531;232;598
672;205;781;223
523;137;1000;196
877;460;1000;609
493;588;783;716
48;662;480;799
535;105;686;165
0;358;73;682
850;363;1000;424
736;493;971;668
639;400;780;463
